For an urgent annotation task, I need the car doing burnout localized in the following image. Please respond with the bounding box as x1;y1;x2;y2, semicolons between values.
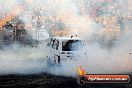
47;37;86;65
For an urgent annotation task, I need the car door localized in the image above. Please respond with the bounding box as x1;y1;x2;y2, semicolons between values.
49;38;54;61
53;39;60;64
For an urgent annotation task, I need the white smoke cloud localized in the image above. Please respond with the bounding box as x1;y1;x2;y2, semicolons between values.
0;44;49;75
0;0;132;77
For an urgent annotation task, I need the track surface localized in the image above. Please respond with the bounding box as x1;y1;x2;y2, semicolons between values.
0;73;131;88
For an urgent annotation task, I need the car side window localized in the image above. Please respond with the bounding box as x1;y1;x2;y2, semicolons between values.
56;40;59;50
52;39;56;49
51;39;59;50
51;39;54;48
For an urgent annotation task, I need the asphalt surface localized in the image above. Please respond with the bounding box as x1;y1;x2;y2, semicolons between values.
0;73;131;88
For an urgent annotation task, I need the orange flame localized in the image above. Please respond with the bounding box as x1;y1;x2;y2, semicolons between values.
78;66;85;76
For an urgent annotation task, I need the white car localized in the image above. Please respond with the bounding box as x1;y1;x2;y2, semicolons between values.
47;37;86;65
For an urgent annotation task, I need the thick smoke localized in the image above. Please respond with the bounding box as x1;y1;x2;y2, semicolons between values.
0;44;48;75
0;0;132;77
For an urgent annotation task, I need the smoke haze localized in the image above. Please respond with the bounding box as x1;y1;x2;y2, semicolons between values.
0;0;132;77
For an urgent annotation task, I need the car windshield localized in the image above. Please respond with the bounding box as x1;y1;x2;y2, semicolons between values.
62;40;83;51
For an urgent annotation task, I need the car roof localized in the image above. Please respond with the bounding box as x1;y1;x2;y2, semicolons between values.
51;37;83;41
